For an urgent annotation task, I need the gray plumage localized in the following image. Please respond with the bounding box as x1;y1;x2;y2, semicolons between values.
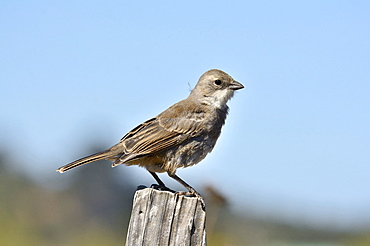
57;69;244;207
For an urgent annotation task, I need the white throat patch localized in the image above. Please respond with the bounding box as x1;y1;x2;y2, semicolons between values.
202;89;234;108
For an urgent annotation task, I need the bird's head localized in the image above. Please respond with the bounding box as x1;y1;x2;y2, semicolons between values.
190;69;244;108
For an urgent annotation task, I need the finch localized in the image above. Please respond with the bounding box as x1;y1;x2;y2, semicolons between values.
57;69;244;207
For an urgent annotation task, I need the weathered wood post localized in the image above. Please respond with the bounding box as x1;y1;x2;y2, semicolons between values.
125;187;207;246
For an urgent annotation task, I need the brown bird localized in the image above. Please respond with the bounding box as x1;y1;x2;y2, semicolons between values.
57;69;243;206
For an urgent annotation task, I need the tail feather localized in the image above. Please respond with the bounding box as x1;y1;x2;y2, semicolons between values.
56;149;119;173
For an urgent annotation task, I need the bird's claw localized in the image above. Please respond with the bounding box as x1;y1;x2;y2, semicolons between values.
175;191;206;211
150;185;206;210
151;184;176;193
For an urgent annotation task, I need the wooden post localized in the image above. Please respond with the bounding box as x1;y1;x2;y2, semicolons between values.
125;187;207;246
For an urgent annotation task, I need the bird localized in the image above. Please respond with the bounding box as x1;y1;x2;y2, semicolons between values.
56;69;244;207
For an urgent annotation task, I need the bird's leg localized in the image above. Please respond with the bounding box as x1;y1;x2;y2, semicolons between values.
149;171;166;186
149;171;176;193
167;172;205;209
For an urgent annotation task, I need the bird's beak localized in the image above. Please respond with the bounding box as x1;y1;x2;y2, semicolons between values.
229;80;244;90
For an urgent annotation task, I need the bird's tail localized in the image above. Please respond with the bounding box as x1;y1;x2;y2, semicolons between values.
56;148;121;173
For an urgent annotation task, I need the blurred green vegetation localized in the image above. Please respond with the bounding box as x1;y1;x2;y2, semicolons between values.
0;149;369;246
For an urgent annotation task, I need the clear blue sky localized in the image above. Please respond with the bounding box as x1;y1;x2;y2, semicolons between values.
1;1;369;230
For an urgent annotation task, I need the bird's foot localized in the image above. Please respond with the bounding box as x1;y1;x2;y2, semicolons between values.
137;185;148;190
151;184;176;193
175;190;206;210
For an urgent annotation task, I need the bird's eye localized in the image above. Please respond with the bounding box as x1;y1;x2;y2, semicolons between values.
214;79;222;85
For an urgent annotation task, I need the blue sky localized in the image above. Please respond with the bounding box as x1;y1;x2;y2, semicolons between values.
1;1;369;230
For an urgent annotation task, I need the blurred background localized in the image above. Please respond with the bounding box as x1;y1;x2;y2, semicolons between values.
1;1;369;245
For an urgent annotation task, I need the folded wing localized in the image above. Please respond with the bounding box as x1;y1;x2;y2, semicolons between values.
113;101;206;165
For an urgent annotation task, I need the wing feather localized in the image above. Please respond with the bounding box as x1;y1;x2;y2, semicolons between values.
114;100;207;165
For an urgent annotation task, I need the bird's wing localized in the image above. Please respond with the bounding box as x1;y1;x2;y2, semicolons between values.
113;101;206;165
157;101;206;136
